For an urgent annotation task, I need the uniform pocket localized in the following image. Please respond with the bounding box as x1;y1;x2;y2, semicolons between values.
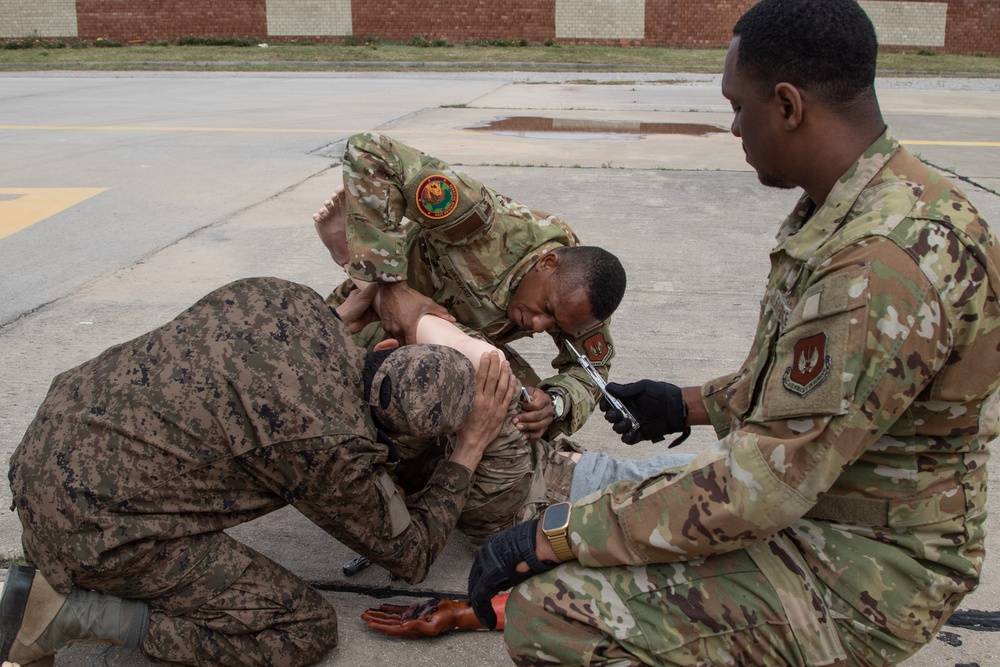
756;266;870;421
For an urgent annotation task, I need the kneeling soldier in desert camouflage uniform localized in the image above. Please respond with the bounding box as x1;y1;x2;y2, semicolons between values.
465;1;1000;665
313;133;628;543
1;276;514;666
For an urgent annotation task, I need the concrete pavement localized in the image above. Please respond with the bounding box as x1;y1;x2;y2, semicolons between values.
1;70;998;666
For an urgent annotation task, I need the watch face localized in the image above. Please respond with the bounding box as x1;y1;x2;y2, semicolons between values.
548;392;565;419
552;395;565;419
542;502;572;532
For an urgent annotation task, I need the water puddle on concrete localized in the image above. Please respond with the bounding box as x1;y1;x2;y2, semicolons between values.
467;117;727;140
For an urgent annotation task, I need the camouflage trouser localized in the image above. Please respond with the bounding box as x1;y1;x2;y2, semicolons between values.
504;531;923;667
391;389;579;546
26;530;337;666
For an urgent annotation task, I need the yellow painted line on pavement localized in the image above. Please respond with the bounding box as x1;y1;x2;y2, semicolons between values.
0;188;108;241
0;125;334;133
901;140;1000;147
0;126;997;146
0;125;474;135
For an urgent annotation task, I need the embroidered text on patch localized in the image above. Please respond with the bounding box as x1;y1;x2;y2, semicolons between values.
415;174;459;220
584;332;610;363
782;332;831;396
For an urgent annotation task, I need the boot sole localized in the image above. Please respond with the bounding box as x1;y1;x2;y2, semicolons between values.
1;563;36;661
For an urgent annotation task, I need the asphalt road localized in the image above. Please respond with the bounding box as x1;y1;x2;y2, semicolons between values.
1;69;998;666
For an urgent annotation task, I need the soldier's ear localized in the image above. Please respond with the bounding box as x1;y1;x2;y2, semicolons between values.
536;251;560;273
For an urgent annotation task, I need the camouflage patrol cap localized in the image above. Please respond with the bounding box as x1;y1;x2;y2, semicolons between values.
368;344;476;437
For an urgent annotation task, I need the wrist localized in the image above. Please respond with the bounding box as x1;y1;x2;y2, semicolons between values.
448;446;483;473
681;386;708;426
535;522;560;562
448;430;487;471
540;501;574;562
545;389;567;421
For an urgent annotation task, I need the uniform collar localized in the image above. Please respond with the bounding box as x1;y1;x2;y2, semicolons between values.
775;127;899;263
493;240;565;310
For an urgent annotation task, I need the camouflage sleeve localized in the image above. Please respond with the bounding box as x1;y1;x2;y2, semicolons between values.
342;132;426;283
342;132;494;285
701;311;769;439
538;322;616;437
700;371;745;438
248;434;472;585
568;240;951;567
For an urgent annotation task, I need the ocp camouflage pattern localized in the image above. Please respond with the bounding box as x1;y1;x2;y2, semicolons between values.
506;129;999;665
335;131;616;438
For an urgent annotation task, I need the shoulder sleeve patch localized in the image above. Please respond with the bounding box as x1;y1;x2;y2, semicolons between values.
584;332;611;364
415;174;460;220
377;471;412;538
757;266;870;422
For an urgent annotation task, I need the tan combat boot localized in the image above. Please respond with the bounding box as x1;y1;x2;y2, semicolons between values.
1;564;62;667
1;564;149;667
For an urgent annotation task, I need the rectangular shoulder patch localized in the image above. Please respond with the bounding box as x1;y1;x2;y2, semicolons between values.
377;471;412;538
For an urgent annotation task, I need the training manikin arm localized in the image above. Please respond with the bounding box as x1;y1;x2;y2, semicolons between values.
351;277;503;369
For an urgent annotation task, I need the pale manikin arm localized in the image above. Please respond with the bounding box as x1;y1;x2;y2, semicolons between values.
353;278;503;370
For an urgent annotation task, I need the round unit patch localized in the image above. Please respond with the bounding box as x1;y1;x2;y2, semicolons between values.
415;174;459;220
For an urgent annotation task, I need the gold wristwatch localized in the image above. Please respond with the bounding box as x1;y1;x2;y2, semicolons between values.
541;502;574;562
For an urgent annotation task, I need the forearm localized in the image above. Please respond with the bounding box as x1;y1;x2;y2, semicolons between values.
681;386;711;426
416;314;502;370
342;133;415;283
359;460;473;584
546;327;615;436
286;440;474;585
538;371;596;437
380;460;474;583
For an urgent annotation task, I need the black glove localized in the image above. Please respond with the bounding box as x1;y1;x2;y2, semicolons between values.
467;519;556;630
600;380;690;446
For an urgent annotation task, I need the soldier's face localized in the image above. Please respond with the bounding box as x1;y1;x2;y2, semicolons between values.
722;37;796;191
508;253;601;337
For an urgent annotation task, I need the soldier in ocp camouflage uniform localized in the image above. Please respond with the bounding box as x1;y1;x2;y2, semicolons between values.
466;1;1000;665
327;132;626;438
316;133;628;543
2;277;514;666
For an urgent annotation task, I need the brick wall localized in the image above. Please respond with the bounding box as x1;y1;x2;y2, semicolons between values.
943;0;1000;56
75;0;267;42
644;0;750;48
352;0;555;43
3;0;997;56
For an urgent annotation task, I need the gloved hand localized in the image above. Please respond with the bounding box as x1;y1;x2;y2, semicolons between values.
361;593;509;638
468;519;556;630
600;380;690;446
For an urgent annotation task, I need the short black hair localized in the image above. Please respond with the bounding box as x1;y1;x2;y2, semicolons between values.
733;0;878;112
556;246;627;322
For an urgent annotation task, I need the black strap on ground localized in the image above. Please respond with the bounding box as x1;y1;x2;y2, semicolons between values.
311;579;468;601
944;609;1000;632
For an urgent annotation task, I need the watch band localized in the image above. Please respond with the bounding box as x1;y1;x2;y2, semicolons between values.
542;502;575;562
546;389;566;420
547;526;574;562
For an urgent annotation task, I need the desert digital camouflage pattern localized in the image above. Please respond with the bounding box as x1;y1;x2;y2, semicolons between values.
505;129;999;666
367;343;476;437
334;131;615;438
8;277;476;664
